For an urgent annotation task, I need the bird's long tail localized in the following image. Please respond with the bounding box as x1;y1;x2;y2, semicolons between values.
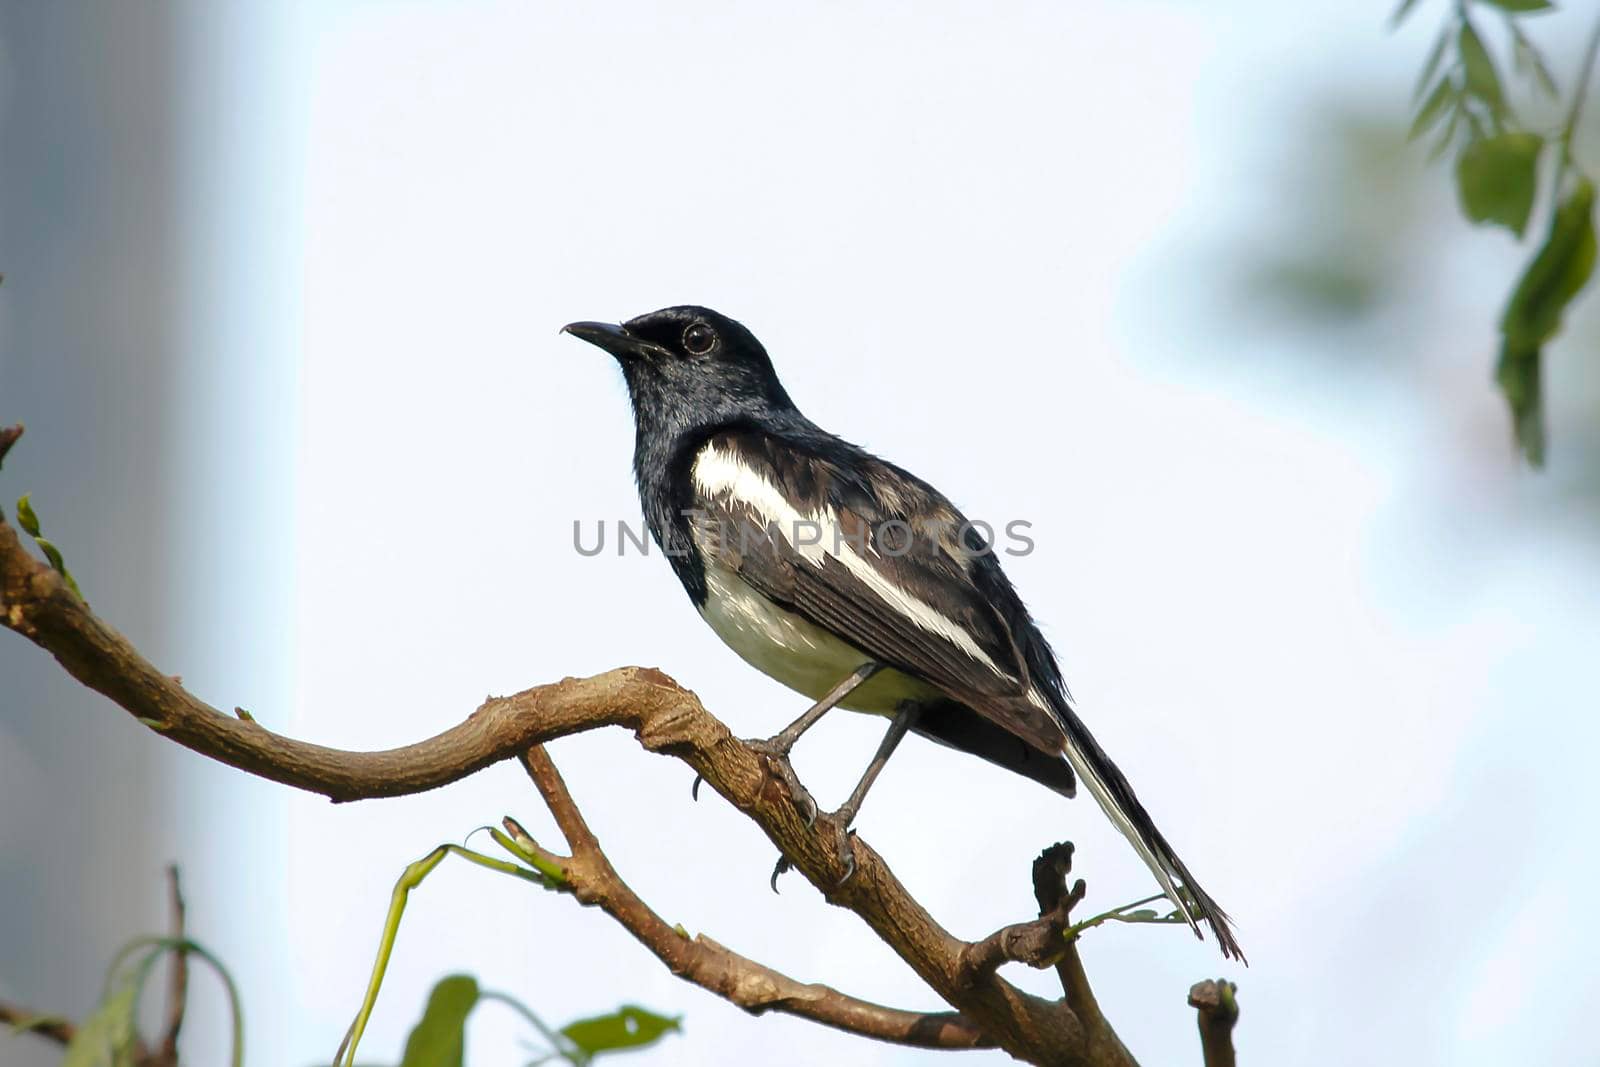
1055;702;1245;963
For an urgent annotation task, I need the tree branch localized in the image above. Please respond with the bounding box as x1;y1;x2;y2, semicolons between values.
1031;844;1136;1067
510;746;993;1050
153;865;188;1067
2;516;670;801
0;423;22;469
1;487;1237;1066
0;1000;76;1046
1187;980;1239;1067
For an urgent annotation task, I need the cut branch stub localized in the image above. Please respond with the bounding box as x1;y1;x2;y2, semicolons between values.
0;423;22;470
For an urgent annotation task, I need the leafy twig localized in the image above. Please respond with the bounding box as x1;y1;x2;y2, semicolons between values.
14;493;82;599
1065;893;1190;943
1399;1;1598;465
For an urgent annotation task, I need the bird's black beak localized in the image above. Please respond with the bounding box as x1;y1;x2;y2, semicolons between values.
561;321;664;361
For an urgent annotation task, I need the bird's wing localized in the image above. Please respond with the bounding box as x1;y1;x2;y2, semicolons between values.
689;428;1246;961
687;428;1067;756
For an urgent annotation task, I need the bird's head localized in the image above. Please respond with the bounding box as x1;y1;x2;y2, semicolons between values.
563;306;795;428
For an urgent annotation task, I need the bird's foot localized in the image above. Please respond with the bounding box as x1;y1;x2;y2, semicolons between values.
767;826;855;891
743;738;819;827
830;824;858;887
769;854;794;892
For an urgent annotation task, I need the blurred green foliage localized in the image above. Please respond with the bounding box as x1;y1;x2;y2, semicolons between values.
3;876;675;1067
38;934;244;1067
1398;0;1600;465
397;976;679;1067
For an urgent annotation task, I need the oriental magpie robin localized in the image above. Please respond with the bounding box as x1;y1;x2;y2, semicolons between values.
564;306;1242;960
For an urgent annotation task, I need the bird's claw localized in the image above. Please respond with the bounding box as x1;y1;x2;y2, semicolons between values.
744;740;819;826
770;831;853;891
691;774;703;801
796;789;819;828
833;827;857;887
769;854;794;892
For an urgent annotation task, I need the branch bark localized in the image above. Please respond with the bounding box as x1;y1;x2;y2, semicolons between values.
1;471;1237;1067
0;423;22;468
152;865;188;1067
1188;980;1239;1067
0;1001;76;1046
510;746;992;1050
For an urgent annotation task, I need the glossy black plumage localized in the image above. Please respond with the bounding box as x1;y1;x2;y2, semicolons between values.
564;305;1242;961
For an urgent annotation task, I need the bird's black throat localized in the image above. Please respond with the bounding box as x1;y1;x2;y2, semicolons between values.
586;306;803;605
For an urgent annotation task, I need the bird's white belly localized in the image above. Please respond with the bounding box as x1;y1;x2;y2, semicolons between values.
697;562;940;715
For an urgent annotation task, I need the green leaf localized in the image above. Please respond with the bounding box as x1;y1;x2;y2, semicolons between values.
61;978;138;1067
1414;28;1452;100
1459;21;1506;117
1480;0;1553;10
15;492;40;536
1455;132;1543;235
399;975;481;1067
1496;338;1547;463
1409;76;1456;141
37;537;68;576
12;494;84;597
1502;179;1598;345
1510;25;1560;96
1429;101;1465;160
560;1005;682;1060
1497;178;1598;465
1390;0;1425;28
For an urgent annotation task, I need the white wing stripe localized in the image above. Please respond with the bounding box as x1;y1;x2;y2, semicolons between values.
692;444;1011;680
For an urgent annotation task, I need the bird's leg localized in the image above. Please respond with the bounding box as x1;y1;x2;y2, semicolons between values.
763;661;884;755
739;662;883;827
825;701;921;886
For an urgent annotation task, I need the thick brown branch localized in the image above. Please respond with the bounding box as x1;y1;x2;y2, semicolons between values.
1;509;1141;1065
1188;980;1239;1067
0;1000;75;1046
959;914;1069;983
514;747;992;1050
2;518;677;802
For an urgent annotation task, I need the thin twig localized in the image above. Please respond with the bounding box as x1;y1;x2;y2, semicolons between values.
0;999;76;1045
516;747;993;1050
155;864;189;1066
521;747;601;857
1021;845;1137;1067
499;816;571;883
1562;14;1600;154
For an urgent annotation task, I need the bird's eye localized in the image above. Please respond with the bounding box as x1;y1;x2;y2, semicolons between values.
683;323;716;355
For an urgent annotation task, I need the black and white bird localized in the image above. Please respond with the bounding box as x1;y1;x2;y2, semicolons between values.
564;305;1242;961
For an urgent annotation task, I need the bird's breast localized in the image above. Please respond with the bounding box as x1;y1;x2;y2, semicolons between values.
696;560;940;715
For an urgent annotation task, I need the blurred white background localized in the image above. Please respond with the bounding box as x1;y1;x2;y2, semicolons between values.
5;1;1600;1064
